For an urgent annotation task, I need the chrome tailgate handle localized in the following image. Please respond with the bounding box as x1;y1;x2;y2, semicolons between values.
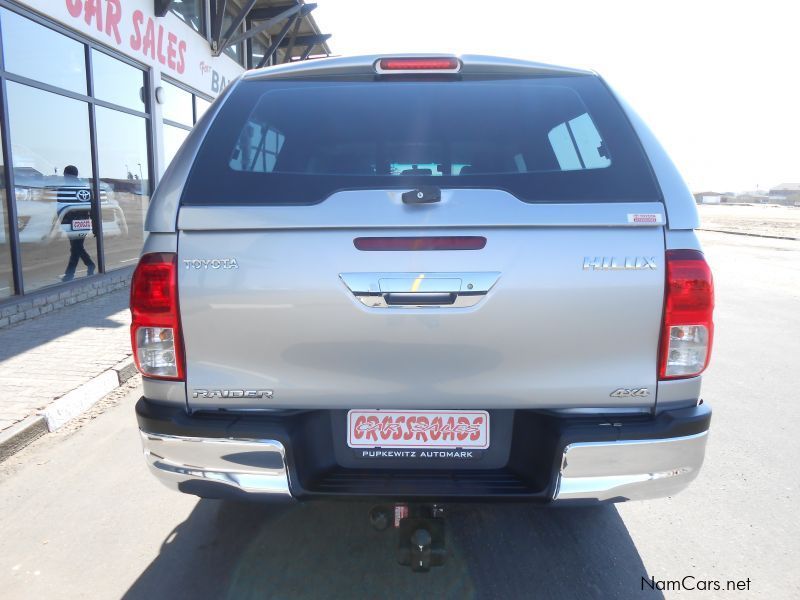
385;292;457;306
340;272;500;308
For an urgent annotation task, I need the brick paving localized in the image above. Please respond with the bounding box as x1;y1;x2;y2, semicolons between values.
0;289;131;432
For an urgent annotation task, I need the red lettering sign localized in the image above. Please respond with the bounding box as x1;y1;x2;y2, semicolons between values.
65;1;187;75
105;0;122;44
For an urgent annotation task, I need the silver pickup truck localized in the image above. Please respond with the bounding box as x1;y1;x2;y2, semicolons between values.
133;55;714;519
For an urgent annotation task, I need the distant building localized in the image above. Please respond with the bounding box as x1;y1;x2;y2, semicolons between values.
693;188;795;205
693;192;735;204
768;183;800;205
734;193;771;204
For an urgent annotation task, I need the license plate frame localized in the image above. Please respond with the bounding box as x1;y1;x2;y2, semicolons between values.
347;409;490;449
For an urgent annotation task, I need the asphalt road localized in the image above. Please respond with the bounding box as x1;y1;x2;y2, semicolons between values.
1;231;798;599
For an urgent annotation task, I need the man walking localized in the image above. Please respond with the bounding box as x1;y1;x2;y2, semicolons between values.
61;165;96;281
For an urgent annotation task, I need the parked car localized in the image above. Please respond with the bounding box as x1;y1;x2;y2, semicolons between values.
132;55;714;567
13;172;127;243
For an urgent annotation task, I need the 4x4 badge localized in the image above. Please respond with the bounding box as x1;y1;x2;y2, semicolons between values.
610;388;650;398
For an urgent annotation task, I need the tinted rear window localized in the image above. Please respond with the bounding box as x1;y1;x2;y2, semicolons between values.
183;75;660;205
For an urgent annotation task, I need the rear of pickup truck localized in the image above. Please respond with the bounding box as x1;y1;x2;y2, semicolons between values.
133;55;713;504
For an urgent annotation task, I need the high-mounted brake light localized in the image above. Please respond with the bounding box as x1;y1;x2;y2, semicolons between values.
376;57;461;73
659;249;714;379
130;253;184;380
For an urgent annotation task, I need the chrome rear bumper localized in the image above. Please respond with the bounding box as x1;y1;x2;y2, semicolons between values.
140;431;293;500
137;399;710;503
141;429;708;503
554;431;709;502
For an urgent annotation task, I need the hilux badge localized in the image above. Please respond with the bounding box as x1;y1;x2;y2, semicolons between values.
583;257;657;271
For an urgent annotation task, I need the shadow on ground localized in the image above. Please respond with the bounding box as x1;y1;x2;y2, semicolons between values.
0;288;127;361
123;501;660;600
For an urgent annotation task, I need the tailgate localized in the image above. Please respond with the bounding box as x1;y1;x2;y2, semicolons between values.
179;192;665;410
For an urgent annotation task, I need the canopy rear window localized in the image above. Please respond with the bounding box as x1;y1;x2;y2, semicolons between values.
183;76;660;205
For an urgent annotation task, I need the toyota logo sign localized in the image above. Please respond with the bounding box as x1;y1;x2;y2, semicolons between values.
76;189;91;201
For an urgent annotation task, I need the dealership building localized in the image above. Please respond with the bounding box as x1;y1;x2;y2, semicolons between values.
0;0;330;322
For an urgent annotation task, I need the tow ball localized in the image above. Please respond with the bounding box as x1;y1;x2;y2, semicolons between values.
369;504;446;572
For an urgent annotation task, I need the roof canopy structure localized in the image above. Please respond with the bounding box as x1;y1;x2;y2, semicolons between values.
154;1;332;68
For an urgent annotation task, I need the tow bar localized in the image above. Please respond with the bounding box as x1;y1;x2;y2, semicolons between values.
369;504;447;572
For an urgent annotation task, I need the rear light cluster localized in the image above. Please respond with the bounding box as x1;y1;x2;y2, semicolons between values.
659;249;715;379
130;253;184;380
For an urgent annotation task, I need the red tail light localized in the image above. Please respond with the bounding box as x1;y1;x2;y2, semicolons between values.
376;57;461;73
659;249;714;379
130;253;184;380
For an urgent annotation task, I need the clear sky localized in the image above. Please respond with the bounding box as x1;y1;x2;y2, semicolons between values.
314;0;798;193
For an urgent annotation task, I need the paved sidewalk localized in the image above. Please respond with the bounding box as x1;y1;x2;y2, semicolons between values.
0;289;132;434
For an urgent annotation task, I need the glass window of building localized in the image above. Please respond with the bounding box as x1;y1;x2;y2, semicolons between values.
6;82;96;292
170;0;205;34
163;88;211;169
195;96;212;122
0;8;87;95
164;125;190;167
161;81;194;127
95;107;150;272
0;128;12;299
91;50;146;113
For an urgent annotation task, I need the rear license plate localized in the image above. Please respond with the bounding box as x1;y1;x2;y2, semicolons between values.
347;410;490;449
71;219;91;231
